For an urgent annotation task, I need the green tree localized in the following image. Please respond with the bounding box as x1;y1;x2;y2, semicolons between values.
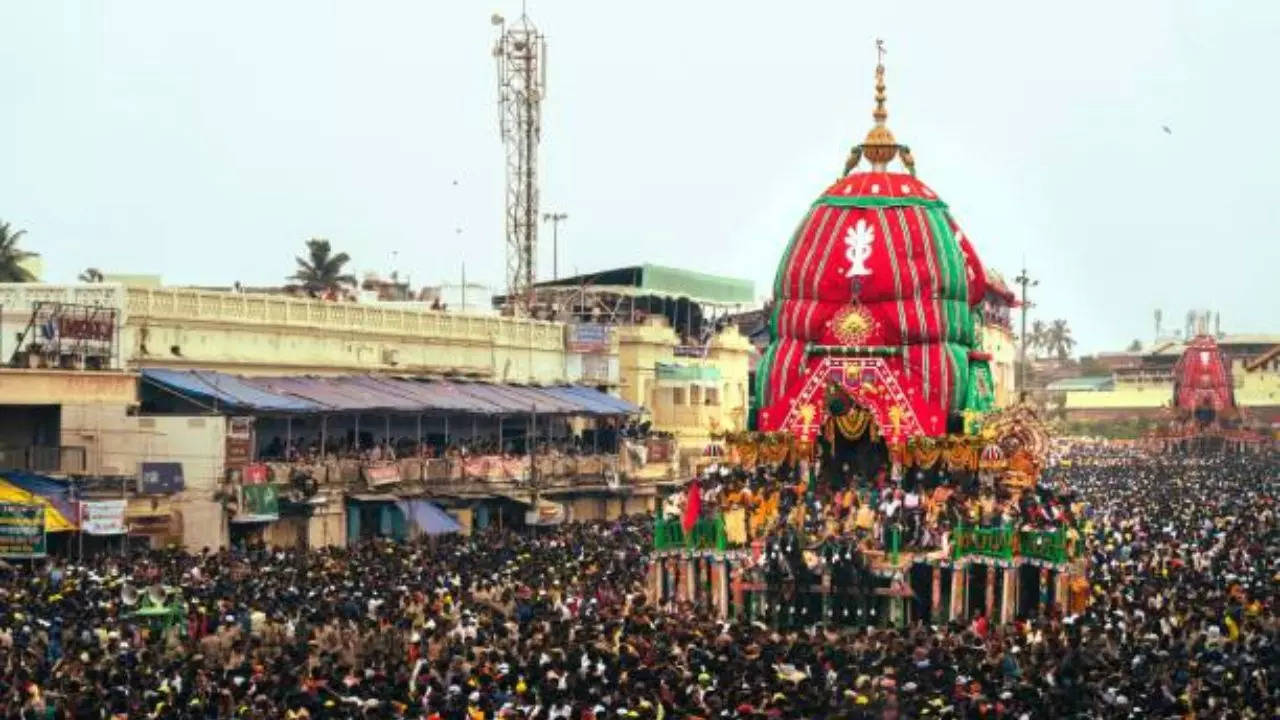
1078;355;1109;376
289;239;356;295
1126;339;1143;352
1026;319;1048;358
1045;319;1076;361
0;221;39;282
78;267;104;283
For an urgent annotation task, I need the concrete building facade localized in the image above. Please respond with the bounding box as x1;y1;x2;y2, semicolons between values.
0;278;752;551
617;318;753;443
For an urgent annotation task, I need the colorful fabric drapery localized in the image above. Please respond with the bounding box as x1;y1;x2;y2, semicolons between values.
835;409;873;441
723;508;748;545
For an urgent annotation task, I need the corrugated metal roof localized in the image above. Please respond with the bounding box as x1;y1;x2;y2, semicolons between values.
656;363;722;382
442;381;581;415
550;385;641;415
541;386;624;415
357;377;500;414
528;264;754;305
247;376;421;412
1044;376;1115;392
141;369;639;416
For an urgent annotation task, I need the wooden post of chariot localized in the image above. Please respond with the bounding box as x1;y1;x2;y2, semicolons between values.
1001;565;1017;624
930;565;943;622
684;556;696;606
949;565;966;621
984;565;997;619
714;558;729;618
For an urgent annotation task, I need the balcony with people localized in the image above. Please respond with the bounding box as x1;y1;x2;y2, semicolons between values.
138;369;651;502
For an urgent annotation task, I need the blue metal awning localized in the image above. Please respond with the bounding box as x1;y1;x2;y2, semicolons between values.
141;369;324;412
542;385;640;415
140;369;640;416
553;385;642;414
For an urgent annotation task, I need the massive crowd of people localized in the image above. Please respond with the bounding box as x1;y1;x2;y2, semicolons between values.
0;448;1275;718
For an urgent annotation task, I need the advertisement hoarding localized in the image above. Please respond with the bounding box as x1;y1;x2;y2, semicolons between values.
0;504;46;558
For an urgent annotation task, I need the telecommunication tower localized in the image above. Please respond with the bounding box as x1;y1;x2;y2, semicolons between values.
492;11;546;313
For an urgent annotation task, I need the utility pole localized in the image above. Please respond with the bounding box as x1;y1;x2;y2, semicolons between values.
542;212;568;280
1013;266;1038;401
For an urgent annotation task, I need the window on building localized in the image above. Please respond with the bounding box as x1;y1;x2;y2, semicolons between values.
690;385;702;406
672;387;687;405
706;386;721;406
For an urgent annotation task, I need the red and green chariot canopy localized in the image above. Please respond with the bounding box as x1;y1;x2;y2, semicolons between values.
754;171;995;444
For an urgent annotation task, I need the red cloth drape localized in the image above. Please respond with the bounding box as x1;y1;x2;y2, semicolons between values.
681;477;702;532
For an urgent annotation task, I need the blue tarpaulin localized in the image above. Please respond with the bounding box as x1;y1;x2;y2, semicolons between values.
396;499;462;535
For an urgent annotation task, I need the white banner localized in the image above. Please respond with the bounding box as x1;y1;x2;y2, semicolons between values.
79;500;126;535
524;500;566;527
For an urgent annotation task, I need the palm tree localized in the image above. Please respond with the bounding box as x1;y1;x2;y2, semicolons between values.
0;221;39;282
78;267;104;283
1045;319;1076;361
1026;319;1048;358
289;239;356;295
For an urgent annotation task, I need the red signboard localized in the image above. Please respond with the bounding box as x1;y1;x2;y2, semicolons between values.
58;316;114;342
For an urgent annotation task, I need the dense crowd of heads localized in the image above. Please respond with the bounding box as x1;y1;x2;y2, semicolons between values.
0;449;1275;718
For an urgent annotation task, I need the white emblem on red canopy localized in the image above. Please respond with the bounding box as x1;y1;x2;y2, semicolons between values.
844;219;875;278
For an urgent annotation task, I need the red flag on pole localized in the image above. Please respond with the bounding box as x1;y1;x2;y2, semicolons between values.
681;476;702;533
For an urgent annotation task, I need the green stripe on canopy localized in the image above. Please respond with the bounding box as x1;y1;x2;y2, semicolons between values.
814;195;949;210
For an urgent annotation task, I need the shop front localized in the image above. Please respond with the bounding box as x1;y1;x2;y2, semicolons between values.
345;494;407;544
125;496;181;550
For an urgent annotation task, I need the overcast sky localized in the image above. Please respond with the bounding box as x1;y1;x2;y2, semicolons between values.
2;1;1277;353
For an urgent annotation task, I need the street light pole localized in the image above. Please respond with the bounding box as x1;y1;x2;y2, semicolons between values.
542;212;568;280
1013;266;1038;402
